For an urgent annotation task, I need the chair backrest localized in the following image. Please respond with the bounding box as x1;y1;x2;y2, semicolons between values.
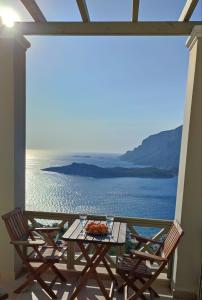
162;220;184;259
2;208;29;241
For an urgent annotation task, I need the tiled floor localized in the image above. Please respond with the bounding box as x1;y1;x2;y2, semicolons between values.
0;267;179;300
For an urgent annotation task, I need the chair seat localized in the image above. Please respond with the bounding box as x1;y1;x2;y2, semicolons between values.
116;256;152;278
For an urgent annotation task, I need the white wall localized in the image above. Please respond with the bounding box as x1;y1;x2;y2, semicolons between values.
0;31;30;280
173;26;202;300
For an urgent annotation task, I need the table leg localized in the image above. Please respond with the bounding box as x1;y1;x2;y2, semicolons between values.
75;243;92;265
95;244;118;286
78;242;111;297
69;244;110;300
79;243;100;276
79;242;118;285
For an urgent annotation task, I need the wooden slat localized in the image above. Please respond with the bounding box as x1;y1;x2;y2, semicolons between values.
162;222;183;258
14;21;202;36
20;0;47;22
76;220;95;242
76;0;90;23
3;209;28;240
69;222;84;240
103;221;120;244
132;0;140;22
118;222;127;244
179;0;199;22
140;227;167;252
62;219;80;240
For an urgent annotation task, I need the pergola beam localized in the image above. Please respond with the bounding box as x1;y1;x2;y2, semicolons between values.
13;21;202;36
76;0;90;23
132;0;140;22
20;0;47;22
179;0;199;22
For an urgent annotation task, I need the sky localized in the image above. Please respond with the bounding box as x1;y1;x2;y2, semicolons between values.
0;0;202;153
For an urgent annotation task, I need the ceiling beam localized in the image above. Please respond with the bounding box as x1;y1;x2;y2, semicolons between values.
132;0;140;22
13;21;202;36
179;0;199;22
76;0;90;23
20;0;47;22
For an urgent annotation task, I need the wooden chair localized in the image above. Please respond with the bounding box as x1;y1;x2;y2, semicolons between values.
116;220;184;300
0;288;8;300
2;208;67;299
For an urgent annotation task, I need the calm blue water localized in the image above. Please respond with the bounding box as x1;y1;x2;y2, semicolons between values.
26;150;177;220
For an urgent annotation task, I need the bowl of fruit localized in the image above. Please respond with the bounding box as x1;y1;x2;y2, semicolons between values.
85;222;109;235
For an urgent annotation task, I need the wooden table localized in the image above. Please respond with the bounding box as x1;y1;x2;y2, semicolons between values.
62;219;127;300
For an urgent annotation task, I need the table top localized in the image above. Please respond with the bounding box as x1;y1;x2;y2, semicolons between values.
62;219;127;245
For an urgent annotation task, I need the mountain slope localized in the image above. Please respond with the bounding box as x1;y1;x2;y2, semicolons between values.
120;126;182;173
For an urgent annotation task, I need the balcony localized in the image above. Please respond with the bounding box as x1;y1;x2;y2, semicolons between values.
1;210;177;300
0;3;201;299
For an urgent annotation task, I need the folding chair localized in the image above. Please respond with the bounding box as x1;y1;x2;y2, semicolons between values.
116;220;184;300
2;208;67;299
0;288;8;300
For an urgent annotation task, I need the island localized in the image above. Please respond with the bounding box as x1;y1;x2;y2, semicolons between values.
72;155;91;158
42;163;174;179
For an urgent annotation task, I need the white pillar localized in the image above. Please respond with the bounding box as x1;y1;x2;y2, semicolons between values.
173;26;202;299
0;29;30;280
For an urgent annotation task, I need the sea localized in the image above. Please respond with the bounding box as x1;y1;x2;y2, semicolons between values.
26;150;177;222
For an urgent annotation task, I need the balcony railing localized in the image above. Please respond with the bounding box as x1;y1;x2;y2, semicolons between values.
24;210;173;279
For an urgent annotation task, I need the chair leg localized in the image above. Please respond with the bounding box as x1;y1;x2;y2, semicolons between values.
51;264;66;282
127;277;156;300
150;288;159;299
119;273;147;300
36;275;57;299
139;278;160;298
15;263;58;299
14;263;49;293
14;274;36;294
117;281;127;293
150;291;154;300
124;285;128;300
14;272;57;299
117;273;137;293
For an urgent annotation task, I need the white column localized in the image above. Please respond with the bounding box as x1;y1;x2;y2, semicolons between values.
173;26;202;299
0;29;30;280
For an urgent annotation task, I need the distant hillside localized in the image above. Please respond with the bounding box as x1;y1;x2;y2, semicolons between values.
120;126;182;174
43;163;174;179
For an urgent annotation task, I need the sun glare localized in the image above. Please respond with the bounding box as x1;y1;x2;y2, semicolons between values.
0;7;20;28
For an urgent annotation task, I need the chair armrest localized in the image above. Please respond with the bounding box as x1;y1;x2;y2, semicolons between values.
30;227;61;233
131;250;167;263
11;240;45;246
131;234;163;245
